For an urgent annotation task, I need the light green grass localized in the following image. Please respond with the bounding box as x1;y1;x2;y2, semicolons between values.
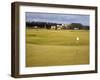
26;29;89;67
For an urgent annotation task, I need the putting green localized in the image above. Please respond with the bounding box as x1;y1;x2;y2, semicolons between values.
26;29;89;67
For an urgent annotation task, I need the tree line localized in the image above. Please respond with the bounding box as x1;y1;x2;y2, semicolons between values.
26;21;89;30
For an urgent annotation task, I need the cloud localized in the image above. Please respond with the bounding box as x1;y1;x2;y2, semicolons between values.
26;12;90;26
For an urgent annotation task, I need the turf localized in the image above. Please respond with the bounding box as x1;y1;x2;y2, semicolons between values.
26;29;89;67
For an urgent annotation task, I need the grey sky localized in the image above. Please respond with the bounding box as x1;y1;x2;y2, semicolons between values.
26;12;90;26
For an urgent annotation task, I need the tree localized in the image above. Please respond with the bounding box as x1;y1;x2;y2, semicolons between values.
68;23;83;29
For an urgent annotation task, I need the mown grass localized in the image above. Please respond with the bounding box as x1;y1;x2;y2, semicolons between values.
26;28;89;67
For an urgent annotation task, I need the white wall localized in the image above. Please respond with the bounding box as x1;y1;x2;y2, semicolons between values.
0;0;99;80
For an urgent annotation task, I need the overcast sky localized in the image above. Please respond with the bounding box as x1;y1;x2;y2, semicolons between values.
26;12;90;26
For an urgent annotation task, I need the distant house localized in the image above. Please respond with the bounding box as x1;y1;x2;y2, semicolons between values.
51;26;56;29
74;28;79;30
57;25;62;30
51;24;70;30
61;24;70;30
51;25;62;30
34;26;38;29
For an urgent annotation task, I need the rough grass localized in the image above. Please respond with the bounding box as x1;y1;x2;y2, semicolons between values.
26;29;89;67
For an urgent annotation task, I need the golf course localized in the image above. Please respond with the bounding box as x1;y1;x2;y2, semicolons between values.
26;29;89;67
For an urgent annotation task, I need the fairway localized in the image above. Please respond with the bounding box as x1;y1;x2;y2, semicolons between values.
26;29;89;67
